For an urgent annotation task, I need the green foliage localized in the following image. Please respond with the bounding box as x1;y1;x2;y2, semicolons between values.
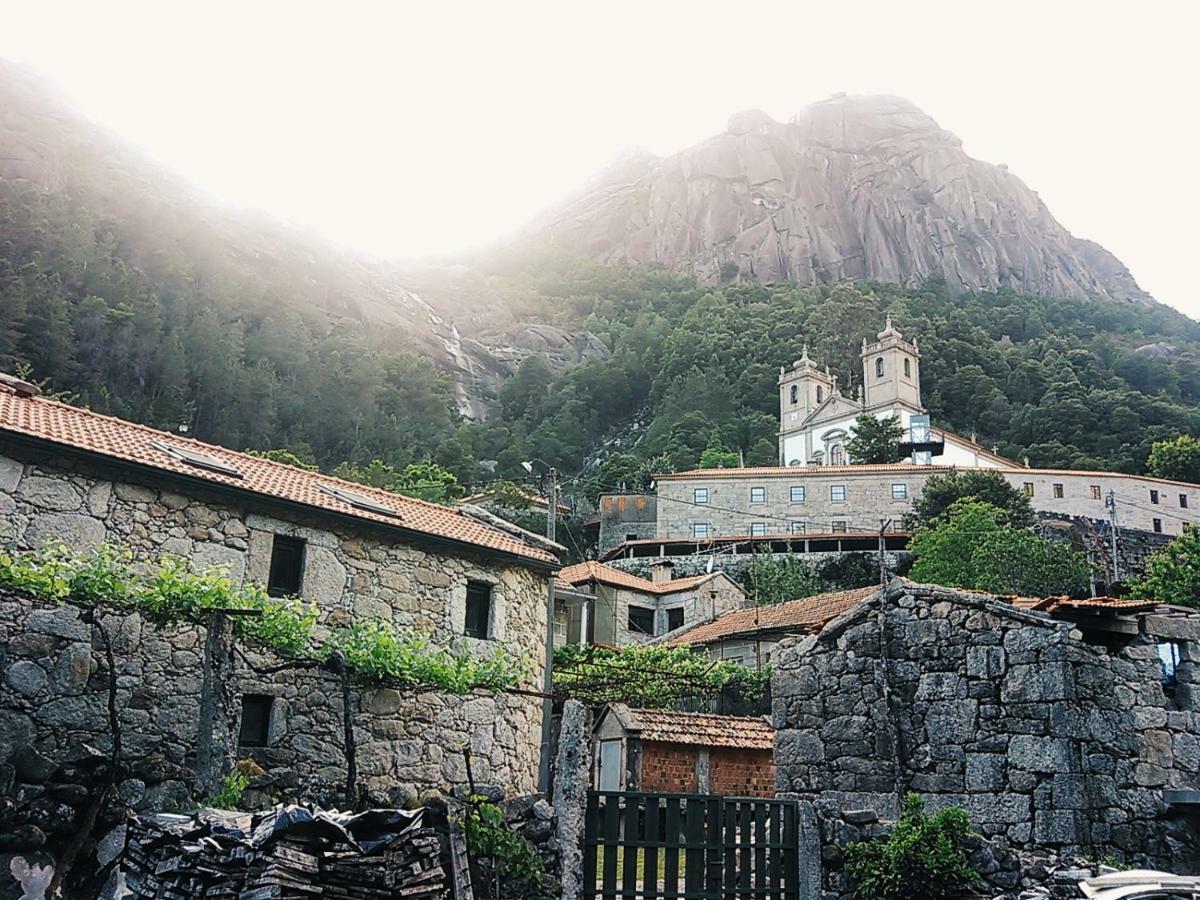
205;771;250;809
462;799;554;900
845;794;977;900
332;459;465;503
584;452;649;505
748;546;823;604
1147;435;1200;483
845;414;905;464
698;446;740;468
1129;524;1200;607
326;618;526;692
909;500;1090;596
909;469;1036;528
553;644;767;708
245;448;319;470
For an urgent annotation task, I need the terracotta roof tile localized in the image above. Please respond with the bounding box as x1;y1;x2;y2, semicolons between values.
668;586;879;646
557;561;723;596
0;387;557;566
1009;595;1161;614
615;706;774;750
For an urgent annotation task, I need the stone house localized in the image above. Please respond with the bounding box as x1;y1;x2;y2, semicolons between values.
772;579;1200;868
0;378;561;800
593;704;775;797
662;585;878;669
556;560;746;646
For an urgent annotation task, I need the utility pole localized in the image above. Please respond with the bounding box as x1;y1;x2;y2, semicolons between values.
538;465;558;793
546;467;558;542
1105;490;1121;589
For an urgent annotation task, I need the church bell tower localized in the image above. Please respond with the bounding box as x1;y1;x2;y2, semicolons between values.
861;317;922;411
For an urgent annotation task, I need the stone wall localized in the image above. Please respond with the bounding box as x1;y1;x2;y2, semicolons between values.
773;580;1200;869
0;444;550;799
607;551;910;585
597;494;658;556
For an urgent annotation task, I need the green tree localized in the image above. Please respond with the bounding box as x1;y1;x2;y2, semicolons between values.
699;446;740;468
909;470;1036;528
585;452;648;505
909;499;1089;596
1147;435;1200;483
1129;524;1200;607
748;546;822;604
845;413;905;464
245;448;318;470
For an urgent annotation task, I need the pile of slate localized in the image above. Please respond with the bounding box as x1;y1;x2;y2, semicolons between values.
119;804;445;898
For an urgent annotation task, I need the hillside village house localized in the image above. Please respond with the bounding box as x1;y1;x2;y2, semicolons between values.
0;375;561;798
555;559;746;645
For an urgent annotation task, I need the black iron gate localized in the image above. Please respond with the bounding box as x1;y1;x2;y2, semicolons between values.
583;790;802;899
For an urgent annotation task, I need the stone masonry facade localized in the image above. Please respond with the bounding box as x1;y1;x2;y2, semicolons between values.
773;580;1200;869
0;445;549;800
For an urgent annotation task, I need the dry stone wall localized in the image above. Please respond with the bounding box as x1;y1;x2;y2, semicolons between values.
0;445;549;801
773;581;1200;870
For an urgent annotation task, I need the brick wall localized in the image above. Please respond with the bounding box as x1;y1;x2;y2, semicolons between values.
639;742;698;793
710;748;774;797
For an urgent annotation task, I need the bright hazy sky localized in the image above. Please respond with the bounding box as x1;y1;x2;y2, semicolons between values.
2;1;1198;316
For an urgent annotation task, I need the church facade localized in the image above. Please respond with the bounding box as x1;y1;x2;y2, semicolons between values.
778;318;1011;469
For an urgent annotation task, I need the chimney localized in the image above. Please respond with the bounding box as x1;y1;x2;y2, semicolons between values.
650;559;675;585
0;373;41;399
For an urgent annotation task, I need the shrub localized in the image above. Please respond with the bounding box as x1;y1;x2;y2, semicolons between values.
844;794;977;900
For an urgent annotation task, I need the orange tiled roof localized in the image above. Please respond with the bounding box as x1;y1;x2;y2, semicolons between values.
668;586;879;646
557;560;721;595
613;706;774;750
1009;595;1161;614
0;386;558;566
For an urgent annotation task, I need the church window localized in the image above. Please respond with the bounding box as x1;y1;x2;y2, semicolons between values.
816;386;823;403
1053;483;1064;499
830;485;846;502
1023;482;1034;498
830;444;845;466
693;488;709;505
903;358;911;378
790;385;798;404
750;486;766;504
875;357;884;378
790;485;806;503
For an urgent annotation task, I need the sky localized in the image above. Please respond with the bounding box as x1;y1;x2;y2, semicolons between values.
2;1;1198;316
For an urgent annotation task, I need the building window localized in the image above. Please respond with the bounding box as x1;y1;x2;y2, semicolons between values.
666;608;685;632
790;485;806;503
830;444;845;466
1153;518;1163;533
1090;485;1101;500
875;357;884;378
1053;483;1064;499
1151;489;1160;505
693;487;709;505
750;522;768;537
750;486;766;504
238;694;274;748
903;358;911;378
830;485;847;502
891;483;908;500
790;522;806;534
692;523;710;539
628;606;655;636
831;521;847;534
1181;493;1189;508
1159;642;1182;689
816;386;823;403
625;533;638;542
1023;482;1034;498
267;535;306;598
790;385;798;404
464;581;493;639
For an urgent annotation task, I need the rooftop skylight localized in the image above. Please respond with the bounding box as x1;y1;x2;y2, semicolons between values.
151;440;242;478
316;483;402;519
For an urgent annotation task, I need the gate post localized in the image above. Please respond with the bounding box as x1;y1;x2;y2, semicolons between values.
796;800;822;900
553;699;593;900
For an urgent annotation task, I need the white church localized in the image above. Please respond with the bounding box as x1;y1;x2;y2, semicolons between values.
777;318;1013;469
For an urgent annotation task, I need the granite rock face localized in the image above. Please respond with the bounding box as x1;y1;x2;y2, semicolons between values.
527;95;1152;304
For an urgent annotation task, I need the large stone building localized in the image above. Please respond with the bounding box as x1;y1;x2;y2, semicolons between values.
0;377;560;799
773;579;1200;868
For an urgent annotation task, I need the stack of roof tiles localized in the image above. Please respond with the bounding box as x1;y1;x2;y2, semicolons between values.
610;705;774;750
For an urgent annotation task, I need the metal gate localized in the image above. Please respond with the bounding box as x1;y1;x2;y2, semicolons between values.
583;790;803;900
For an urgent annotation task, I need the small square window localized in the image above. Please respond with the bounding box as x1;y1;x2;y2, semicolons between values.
891;483;908;500
830;485;847;502
628;606;655;636
239;694;274;748
693;488;709;505
465;581;493;639
625;533;638;542
692;523;710;539
750;486;766;504
1090;485;1101;500
790;485;806;503
1023;482;1034;498
1053;483;1064;499
831;521;847;534
267;535;306;598
790;522;806;534
666;608;685;632
1151;489;1160;505
1153;518;1163;534
1181;494;1189;509
750;522;767;537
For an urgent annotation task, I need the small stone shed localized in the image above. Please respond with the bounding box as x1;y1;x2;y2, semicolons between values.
773;579;1200;869
594;704;775;797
